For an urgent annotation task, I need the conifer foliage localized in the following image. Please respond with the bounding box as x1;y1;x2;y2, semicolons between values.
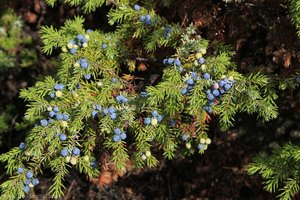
290;0;300;37
0;0;290;199
0;9;38;150
248;143;300;200
247;1;300;199
0;9;36;69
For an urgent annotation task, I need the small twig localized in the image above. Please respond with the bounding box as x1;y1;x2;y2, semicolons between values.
64;180;76;200
93;63;116;72
136;57;149;61
133;76;145;80
181;13;188;27
36;0;46;29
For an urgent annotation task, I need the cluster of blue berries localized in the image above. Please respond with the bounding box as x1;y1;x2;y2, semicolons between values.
139;14;152;25
50;83;65;98
38;106;69;127
165;26;172;39
140;91;148;97
47;106;69;121
17;168;39;193
91;104;102;118
203;77;236;113
60;147;80;157
66;33;90;54
115;94;128;103
50;83;64;98
181;72;202;95
163;57;183;72
134;4;152;25
91;105;117;120
54;83;64;91
74;58;92;80
163;57;181;66
143;110;163;126
103;106;117;120
112;128;127;142
60;147;80;165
